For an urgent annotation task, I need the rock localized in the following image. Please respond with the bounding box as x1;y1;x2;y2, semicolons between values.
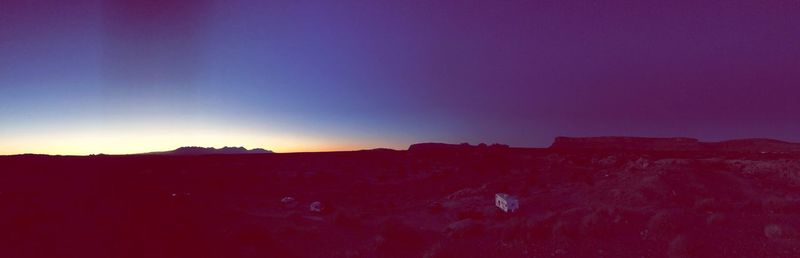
596;155;619;167
281;196;297;207
310;201;324;212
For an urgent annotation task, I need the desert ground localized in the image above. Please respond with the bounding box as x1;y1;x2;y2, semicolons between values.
2;138;800;257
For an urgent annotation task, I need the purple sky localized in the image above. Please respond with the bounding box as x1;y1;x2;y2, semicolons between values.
2;0;799;154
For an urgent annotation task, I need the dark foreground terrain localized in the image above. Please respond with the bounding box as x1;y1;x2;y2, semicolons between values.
2;138;800;257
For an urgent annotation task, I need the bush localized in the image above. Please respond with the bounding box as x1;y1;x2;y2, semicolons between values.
375;218;425;253
693;198;717;213
705;213;727;226
500;218;526;242
760;196;800;213
693;197;733;213
551;220;578;241
456;209;484;220
423;243;457;258
235;226;273;246
668;235;691;258
764;224;797;239
580;210;612;238
646;211;685;240
526;217;555;240
332;211;361;228
764;224;783;239
444;219;484;239
288;211;304;224
427;202;444;214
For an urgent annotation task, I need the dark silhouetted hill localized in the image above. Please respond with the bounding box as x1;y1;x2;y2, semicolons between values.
707;138;800;153
549;136;702;151
550;136;800;153
408;142;509;153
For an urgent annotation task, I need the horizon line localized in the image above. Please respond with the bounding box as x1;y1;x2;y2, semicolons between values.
3;136;799;156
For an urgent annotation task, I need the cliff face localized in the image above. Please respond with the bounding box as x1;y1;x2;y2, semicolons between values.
550;136;800;153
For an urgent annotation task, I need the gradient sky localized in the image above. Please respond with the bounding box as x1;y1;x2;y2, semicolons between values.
2;0;799;155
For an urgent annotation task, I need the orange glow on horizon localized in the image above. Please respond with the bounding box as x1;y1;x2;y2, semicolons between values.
0;139;404;155
0;126;408;155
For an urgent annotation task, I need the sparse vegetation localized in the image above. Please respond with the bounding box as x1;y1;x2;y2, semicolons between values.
444;219;484;239
3;140;800;257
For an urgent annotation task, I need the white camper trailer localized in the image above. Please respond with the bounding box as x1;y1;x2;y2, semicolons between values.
495;193;519;213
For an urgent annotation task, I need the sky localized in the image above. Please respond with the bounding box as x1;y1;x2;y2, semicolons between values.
1;0;799;155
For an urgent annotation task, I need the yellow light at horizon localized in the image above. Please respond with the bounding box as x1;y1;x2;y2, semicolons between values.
0;127;402;155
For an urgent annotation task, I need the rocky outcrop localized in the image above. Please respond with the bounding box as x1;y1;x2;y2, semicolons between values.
549;136;800;153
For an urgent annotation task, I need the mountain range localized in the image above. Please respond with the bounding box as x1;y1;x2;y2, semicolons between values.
144;146;273;155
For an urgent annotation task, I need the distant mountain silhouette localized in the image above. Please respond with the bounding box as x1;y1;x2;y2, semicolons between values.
549;136;702;151
146;146;273;155
707;138;800;153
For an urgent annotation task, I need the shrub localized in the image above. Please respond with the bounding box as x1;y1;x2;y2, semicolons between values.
423;243;454;258
375;218;425;253
668;235;691;258
551;220;578;241
288;211;304;224
705;213;727;226
235;226;272;246
500;218;526;242
693;197;733;213
764;224;783;239
760;196;799;213
444;219;484;239
526;217;554;240
693;198;717;213
456;209;484;220
646;211;685;240
332;211;361;228
427;202;444;214
580;210;612;238
764;224;797;239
